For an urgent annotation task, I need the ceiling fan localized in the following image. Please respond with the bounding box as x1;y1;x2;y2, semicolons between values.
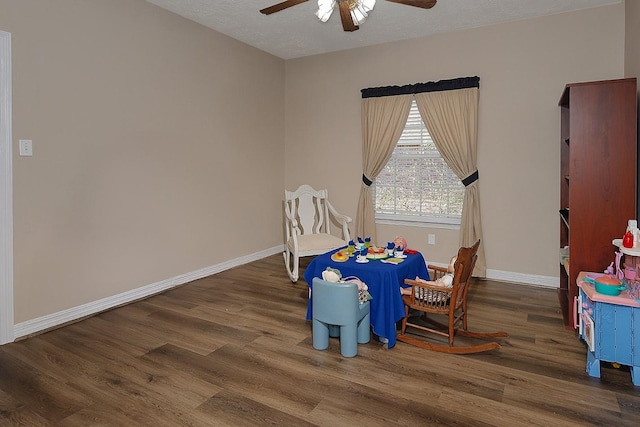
260;0;437;32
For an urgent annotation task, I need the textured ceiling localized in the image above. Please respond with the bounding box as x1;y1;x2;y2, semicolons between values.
145;0;620;59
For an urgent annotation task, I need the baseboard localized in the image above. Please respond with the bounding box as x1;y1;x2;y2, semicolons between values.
12;247;558;340
428;262;559;288
485;269;559;288
13;245;283;340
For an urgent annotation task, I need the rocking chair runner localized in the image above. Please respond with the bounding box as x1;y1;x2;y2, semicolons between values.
397;240;508;354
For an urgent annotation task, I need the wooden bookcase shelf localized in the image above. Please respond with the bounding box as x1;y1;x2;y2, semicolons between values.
558;78;638;328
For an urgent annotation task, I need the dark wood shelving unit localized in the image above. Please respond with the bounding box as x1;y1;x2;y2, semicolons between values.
558;78;637;329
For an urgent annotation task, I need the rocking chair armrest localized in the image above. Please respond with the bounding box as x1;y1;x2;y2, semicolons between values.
326;201;352;240
334;212;353;225
427;264;448;280
326;202;352;224
428;264;448;274
338;214;352;241
404;278;453;293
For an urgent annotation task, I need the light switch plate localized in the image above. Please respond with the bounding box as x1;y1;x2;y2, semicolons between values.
19;139;32;156
428;234;435;245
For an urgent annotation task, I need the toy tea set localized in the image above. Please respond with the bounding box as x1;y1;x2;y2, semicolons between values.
331;236;408;263
591;220;640;300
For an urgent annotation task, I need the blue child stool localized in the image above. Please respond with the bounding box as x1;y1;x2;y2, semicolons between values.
311;277;371;357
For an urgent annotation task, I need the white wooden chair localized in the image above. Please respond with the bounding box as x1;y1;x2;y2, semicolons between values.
283;185;352;282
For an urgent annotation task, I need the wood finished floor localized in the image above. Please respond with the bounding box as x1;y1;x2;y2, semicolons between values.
1;254;640;426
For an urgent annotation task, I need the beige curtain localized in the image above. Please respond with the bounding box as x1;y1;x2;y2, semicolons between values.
355;94;413;240
415;88;486;277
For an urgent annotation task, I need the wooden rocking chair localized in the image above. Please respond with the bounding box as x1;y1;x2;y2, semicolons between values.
397;240;508;354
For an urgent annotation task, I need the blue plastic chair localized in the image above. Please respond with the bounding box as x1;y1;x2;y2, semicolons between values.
312;277;371;357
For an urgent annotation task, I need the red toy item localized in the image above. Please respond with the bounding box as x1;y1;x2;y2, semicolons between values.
623;231;634;248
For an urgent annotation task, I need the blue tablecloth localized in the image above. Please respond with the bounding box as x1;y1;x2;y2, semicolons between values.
304;248;429;348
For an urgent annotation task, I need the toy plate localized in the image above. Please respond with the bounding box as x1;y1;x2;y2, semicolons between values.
331;253;349;262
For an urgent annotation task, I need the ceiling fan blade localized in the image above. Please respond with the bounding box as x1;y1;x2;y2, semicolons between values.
338;1;359;32
386;0;437;9
260;0;308;15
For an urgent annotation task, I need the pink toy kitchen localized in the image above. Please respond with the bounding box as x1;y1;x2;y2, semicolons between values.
576;220;640;386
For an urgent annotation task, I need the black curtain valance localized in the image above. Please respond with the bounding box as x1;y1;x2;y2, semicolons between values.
361;76;479;99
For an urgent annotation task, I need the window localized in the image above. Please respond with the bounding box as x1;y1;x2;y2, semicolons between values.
374;99;464;226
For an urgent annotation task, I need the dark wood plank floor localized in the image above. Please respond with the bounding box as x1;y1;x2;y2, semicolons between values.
1;254;639;426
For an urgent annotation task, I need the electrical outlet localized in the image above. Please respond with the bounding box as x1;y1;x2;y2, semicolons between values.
19;139;33;157
428;234;435;245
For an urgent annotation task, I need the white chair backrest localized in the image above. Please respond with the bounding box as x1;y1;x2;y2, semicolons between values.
285;185;331;236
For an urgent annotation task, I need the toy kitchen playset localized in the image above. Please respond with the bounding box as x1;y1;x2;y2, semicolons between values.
576;220;640;386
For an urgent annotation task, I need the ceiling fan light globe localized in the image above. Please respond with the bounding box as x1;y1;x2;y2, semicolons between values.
350;7;368;25
361;0;376;12
351;0;375;25
316;0;336;22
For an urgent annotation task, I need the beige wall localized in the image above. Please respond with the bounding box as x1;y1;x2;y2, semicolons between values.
625;0;640;227
285;4;626;282
2;0;285;323
626;0;640;79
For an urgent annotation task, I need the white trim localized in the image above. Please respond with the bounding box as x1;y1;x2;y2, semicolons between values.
13;246;283;340
428;262;559;288
485;268;558;288
0;31;13;345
